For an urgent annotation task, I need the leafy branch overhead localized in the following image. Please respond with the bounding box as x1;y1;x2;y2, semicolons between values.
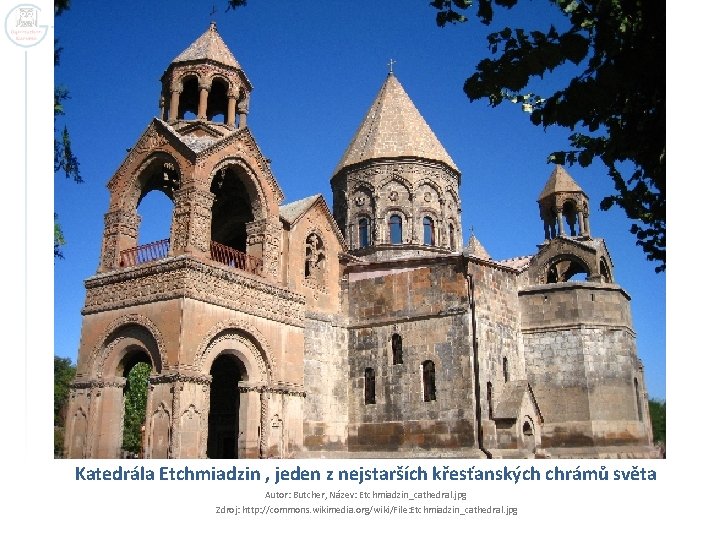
431;0;665;271
54;0;81;259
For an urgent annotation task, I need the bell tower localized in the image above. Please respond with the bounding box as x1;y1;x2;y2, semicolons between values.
160;22;252;129
538;164;591;241
65;24;306;460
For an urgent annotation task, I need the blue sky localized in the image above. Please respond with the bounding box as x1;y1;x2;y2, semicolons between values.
53;0;666;398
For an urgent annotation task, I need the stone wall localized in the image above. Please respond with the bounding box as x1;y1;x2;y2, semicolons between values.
345;260;476;451
302;314;349;451
520;282;649;448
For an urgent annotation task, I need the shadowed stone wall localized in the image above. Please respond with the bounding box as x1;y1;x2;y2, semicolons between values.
520;282;650;448
345;261;475;451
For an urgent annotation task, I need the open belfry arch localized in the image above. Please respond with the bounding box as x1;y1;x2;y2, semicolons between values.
66;23;657;459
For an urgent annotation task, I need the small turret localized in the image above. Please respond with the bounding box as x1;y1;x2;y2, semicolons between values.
538;165;591;241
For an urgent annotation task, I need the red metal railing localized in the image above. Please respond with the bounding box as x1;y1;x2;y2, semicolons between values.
210;241;263;276
117;238;262;277
119;239;170;268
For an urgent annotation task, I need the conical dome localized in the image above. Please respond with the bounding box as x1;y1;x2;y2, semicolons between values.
171;22;242;69
538;165;584;201
334;73;458;175
464;233;491;260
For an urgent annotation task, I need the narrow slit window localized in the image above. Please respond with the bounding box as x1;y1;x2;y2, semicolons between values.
487;382;493;418
359;218;369;248
391;333;403;365
423;216;435;246
422;360;436;402
389;214;402;245
364;367;376;405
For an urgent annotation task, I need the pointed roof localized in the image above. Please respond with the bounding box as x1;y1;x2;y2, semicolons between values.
464;233;491;260
333;73;458;175
279;195;322;225
538;165;585;200
172;22;241;69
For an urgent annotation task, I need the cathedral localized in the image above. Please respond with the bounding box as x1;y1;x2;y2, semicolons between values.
64;23;656;459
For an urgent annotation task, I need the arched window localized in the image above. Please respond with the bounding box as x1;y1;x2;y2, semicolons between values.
304;233;326;285
207;77;229;123
178;75;199;120
364;367;376;405
358;218;370;248
422;360;436;402
502;357;509;383
562;200;579;236
389;214;402;245
448;224;455;250
423;216;435;246
391;333;403;365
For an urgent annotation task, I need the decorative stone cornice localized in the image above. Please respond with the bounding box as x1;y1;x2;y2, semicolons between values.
70;377;125;389
83;255;306;326
238;382;306;397
149;372;212;386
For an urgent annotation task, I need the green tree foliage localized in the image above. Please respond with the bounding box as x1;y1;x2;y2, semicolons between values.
122;362;151;454
54;0;81;259
54;356;75;426
54;355;75;457
648;398;665;445
431;0;665;271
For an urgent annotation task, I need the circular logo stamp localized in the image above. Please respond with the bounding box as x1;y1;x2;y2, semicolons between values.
5;4;48;48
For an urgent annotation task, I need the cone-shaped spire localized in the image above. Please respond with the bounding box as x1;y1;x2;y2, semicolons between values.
538;164;584;200
464;232;491;260
334;73;458;175
172;22;241;69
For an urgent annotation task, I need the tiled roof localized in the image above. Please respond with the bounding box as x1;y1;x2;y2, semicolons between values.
538;164;584;200
334;74;458;175
172;22;241;69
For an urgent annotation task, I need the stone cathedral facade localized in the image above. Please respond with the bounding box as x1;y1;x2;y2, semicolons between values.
64;24;656;459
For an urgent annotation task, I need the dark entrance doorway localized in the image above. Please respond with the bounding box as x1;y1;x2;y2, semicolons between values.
207;354;247;458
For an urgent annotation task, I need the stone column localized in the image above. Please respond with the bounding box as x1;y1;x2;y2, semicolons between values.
227;92;238;127
246;217;283;281
67;377;125;458
147;373;211;459
577;209;585;236
238;384;264;458
583;210;591;237
170;187;214;257
238;94;250;129
99;209;140;272
556;207;565;236
168;87;181;122
198;84;210;120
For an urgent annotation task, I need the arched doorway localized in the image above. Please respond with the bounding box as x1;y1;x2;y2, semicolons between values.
120;350;153;457
207;354;248;459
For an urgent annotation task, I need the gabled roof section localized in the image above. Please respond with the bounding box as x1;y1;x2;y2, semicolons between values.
280;194;347;249
280;195;320;225
172;22;242;70
538;165;585;200
494;381;542;422
333;73;458;176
